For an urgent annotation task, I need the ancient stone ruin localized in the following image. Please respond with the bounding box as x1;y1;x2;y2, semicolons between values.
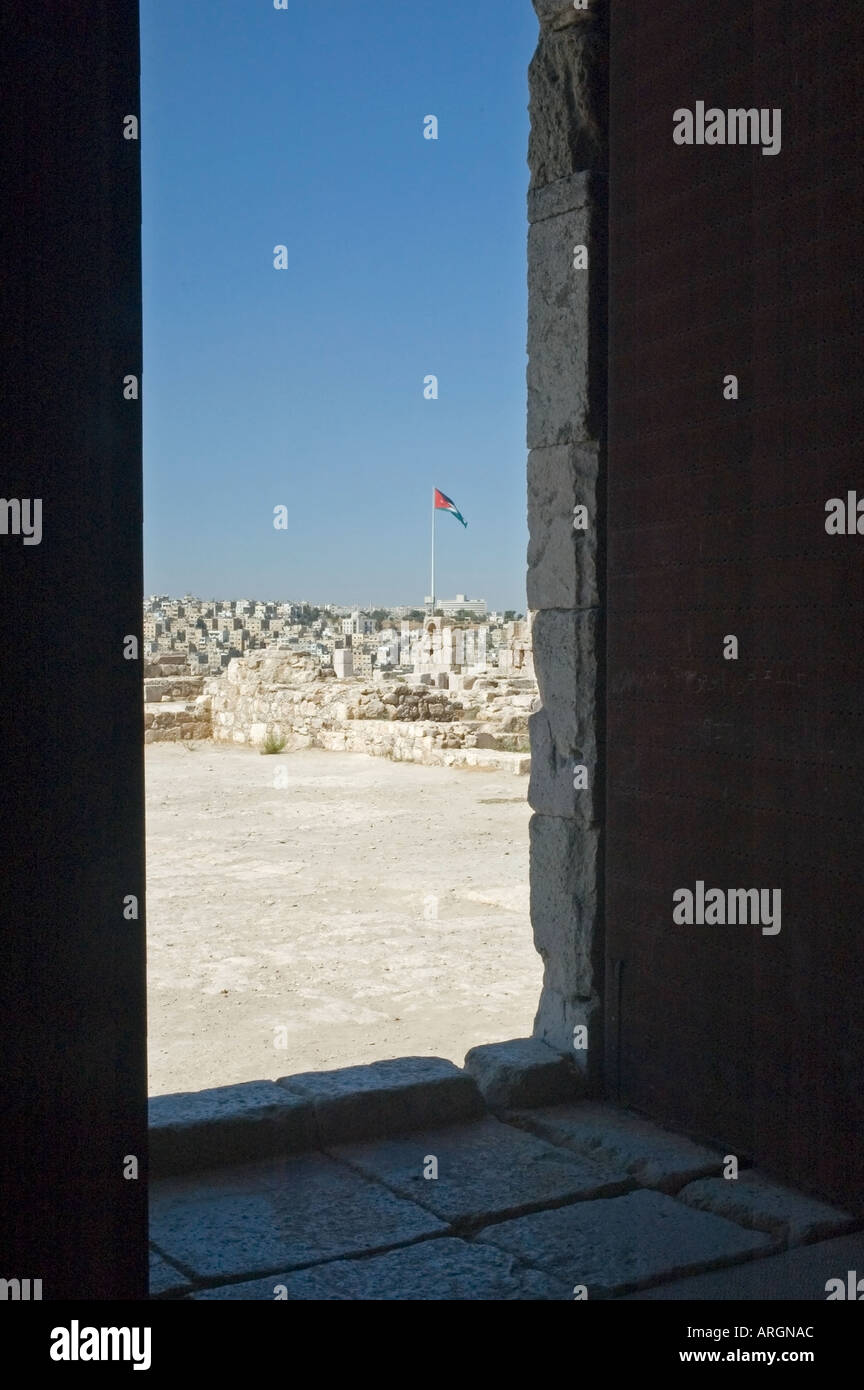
144;651;536;774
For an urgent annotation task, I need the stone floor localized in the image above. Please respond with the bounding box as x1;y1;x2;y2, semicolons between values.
149;1047;861;1301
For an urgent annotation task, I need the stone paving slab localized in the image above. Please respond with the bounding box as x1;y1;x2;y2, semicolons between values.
150;1153;446;1283
507;1102;724;1192
464;1037;581;1111
621;1231;864;1301
678;1171;857;1248
188;1237;569;1301
149;1081;315;1176
477;1188;771;1297
331;1116;634;1226
277;1057;485;1145
149;1247;192;1298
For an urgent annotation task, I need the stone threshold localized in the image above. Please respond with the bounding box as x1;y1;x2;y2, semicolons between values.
148;1040;579;1176
149;1041;860;1300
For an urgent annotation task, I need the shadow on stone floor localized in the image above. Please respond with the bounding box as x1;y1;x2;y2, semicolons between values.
148;1041;862;1301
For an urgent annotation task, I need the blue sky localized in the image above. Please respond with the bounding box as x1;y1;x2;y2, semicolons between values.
141;1;536;612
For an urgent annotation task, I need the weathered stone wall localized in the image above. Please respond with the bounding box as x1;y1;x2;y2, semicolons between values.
144;700;212;744
144;654;189;679
202;652;535;774
145;676;207;703
526;0;607;1075
143;675;212;744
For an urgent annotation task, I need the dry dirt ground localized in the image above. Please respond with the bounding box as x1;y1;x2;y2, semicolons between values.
146;744;542;1096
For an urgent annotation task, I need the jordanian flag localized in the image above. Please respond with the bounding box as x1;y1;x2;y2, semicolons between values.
434;488;467;527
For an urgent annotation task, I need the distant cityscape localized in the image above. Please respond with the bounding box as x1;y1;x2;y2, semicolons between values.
143;594;527;679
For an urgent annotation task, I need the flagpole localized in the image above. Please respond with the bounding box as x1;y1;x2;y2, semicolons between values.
430;490;436;613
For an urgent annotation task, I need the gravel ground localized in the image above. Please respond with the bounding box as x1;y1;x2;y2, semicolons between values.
146;743;542;1096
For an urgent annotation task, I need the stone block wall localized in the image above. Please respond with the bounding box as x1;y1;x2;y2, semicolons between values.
526;0;607;1076
201;652;536;773
144;676;207;703
144;696;212;744
144;674;212;743
143;655;189;679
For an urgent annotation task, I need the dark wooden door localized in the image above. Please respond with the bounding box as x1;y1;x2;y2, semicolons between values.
606;0;864;1210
